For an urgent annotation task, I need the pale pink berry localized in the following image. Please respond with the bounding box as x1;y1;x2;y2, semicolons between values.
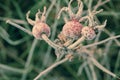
32;22;50;39
62;20;83;40
81;27;96;40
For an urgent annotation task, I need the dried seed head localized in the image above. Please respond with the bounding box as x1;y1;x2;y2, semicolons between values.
81;27;96;40
62;20;83;40
32;22;50;39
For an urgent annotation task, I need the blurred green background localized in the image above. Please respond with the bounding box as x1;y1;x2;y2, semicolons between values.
0;0;120;80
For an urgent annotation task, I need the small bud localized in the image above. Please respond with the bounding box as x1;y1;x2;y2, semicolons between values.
62;20;83;40
32;22;50;39
81;27;96;40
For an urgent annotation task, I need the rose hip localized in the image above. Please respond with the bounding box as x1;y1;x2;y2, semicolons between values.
81;27;96;40
62;20;83;40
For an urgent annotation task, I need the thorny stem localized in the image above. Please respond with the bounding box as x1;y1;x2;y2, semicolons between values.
41;34;62;49
83;35;120;48
68;36;85;49
89;57;119;79
6;20;32;35
34;57;68;80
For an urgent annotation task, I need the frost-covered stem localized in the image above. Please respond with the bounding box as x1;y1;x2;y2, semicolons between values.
83;35;120;48
41;34;62;49
68;36;85;49
6;20;32;35
89;57;118;78
34;57;68;80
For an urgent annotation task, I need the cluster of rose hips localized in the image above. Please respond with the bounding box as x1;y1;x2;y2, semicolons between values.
26;0;106;53
7;0;120;79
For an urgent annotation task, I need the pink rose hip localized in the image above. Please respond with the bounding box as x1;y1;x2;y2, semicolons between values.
26;7;51;40
62;20;83;40
81;27;96;40
26;7;61;49
57;0;84;40
32;22;50;39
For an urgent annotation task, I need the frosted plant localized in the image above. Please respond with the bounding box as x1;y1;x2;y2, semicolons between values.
6;0;120;80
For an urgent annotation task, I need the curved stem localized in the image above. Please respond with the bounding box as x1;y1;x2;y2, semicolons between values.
35;9;41;21
79;16;88;22
41;34;62;49
68;0;74;18
26;11;35;26
34;57;68;80
76;0;83;18
68;36;85;49
93;0;110;12
89;57;118;78
57;7;68;19
83;35;120;48
41;6;46;22
6;20;32;35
